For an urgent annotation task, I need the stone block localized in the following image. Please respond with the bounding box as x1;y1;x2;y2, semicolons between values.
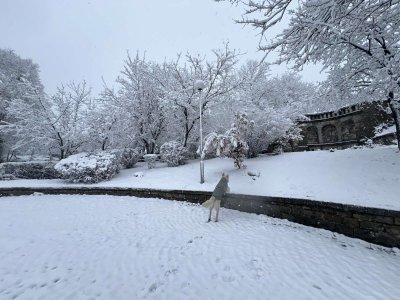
373;232;400;248
235;199;252;213
342;218;360;228
277;205;292;214
359;221;384;231
353;213;394;225
384;225;400;238
223;198;240;210
353;228;376;240
315;220;336;231
334;224;354;237
302;209;316;217
323;213;344;224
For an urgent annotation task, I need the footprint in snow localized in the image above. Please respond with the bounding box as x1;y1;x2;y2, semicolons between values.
148;283;158;293
312;284;322;290
164;269;178;278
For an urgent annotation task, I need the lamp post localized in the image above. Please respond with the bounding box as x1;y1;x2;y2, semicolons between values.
194;80;206;183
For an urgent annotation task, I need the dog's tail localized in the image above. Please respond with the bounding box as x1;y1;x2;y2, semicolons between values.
202;197;215;209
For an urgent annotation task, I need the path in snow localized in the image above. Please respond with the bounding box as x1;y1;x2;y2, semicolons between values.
0;195;399;299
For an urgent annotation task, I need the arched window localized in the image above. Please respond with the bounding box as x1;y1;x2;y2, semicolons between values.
341;120;356;141
322;125;338;143
305;126;318;144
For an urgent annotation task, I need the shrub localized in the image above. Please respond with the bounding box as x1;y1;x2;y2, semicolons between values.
160;141;188;167
0;173;16;180
143;154;158;169
119;147;142;169
202;112;249;169
0;161;59;179
55;152;120;183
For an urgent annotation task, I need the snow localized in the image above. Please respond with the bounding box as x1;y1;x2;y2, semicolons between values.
55;152;117;171
375;125;396;137
1;194;399;300
1;146;399;210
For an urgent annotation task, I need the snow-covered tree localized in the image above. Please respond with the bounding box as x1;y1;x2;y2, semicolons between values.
2;81;92;160
0;49;44;161
202;112;249;168
278;125;304;152
245;108;293;157
105;53;166;154
264;73;316;116
85;100;119;151
220;0;400;149
49;81;92;158
229;61;312;156
160;44;242;148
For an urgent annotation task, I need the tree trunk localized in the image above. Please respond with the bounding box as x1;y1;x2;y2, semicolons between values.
143;140;154;154
101;137;108;151
148;142;155;154
183;130;189;147
0;137;3;163
388;91;400;150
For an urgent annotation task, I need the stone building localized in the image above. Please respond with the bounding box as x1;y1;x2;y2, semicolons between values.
297;101;394;151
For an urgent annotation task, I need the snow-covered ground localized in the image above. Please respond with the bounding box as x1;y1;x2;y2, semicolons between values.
375;124;396;137
0;195;399;300
1;146;399;210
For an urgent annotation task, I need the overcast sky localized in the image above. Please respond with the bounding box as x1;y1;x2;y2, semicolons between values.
1;0;325;95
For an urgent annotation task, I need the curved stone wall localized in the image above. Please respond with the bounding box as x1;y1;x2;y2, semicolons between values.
298;101;393;150
0;187;399;248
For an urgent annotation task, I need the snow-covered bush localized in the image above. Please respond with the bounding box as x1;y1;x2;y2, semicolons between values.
202;112;249;169
182;142;199;159
160;141;188;167
0;173;16;180
118;147;142;169
0;161;59;179
364;139;374;148
55;152;120;183
277;125;304;152
143;154;158;169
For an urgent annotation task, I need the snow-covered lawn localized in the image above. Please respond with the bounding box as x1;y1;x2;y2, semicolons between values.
1;146;399;210
0;195;399;300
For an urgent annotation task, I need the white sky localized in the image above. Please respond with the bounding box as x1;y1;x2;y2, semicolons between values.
0;0;325;95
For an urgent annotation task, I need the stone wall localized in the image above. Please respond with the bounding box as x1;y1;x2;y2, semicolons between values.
298;101;394;150
0;187;399;248
223;193;400;248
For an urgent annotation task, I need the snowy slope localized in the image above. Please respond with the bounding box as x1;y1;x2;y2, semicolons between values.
1;146;399;210
0;195;399;300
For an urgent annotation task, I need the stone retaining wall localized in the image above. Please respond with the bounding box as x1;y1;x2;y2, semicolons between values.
0;187;399;248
